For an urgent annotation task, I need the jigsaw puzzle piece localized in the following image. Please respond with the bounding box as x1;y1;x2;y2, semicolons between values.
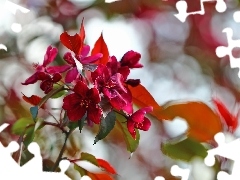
171;165;190;180
174;0;227;22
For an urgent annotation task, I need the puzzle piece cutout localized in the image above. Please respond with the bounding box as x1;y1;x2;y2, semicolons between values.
0;123;71;180
215;11;240;78
174;0;227;22
204;132;240;179
154;164;190;180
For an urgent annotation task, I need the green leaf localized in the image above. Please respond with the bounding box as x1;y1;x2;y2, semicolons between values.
80;152;99;166
78;119;85;133
30;106;38;121
11;118;35;135
116;114;140;153
68;121;78;130
74;164;87;177
161;137;208;162
23;126;35;147
51;84;66;99
94;111;116;144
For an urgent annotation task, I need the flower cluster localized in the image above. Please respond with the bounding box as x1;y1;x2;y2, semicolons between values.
21;20;152;139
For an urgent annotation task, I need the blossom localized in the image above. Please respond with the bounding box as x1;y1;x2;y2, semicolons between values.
61;45;102;83
39;73;62;94
91;64;133;114
120;50;143;69
22;46;59;85
127;106;153;139
62;81;102;123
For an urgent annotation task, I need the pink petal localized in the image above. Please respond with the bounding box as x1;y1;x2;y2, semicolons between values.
81;45;90;57
137;117;151;131
65;67;79;83
91;64;110;83
43;46;58;67
63;52;75;65
110;73;127;93
87;105;102;124
46;65;71;74
127;120;136;139
131;106;153;123
120;50;143;68
21;72;39;85
80;53;103;64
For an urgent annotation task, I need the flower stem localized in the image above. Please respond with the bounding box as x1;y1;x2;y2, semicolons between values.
51;130;71;172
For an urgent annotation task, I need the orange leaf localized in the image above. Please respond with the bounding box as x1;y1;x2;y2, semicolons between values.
91;33;109;65
97;159;117;174
128;84;163;120
22;94;45;109
160;101;222;142
87;172;114;180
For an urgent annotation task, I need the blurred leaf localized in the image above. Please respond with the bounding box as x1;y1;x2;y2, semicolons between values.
11;118;34;135
129;84;163;120
22;94;46;109
68;121;78;130
116;114;140;153
161;137;208;162
30;106;38;121
74;164;86;176
80;152;98;166
87;172;114;180
92;33;109;65
160;101;222;142
23;126;35;147
78;118;85;133
97;159;117;174
94;111;116;144
51;84;66;99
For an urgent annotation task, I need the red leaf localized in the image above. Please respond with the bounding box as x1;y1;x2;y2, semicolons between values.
97;159;117;174
22;94;45;109
91;33;109;65
79;18;85;42
212;97;238;132
60;32;82;55
128;84;163;120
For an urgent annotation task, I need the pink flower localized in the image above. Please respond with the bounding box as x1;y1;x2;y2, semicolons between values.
127;106;153;139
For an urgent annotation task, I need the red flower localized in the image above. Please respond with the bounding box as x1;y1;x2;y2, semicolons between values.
91;64;133;114
120;50;143;69
62;81;102;124
127;106;153;139
39;73;62;94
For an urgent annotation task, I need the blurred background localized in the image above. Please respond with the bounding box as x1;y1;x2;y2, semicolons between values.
1;0;240;179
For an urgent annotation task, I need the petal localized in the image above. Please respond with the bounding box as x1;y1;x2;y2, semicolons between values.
63;52;75;65
87;88;101;103
21;72;39;85
62;93;81;110
110;73;127;93
109;91;128;111
81;45;90;57
131;106;153;123
91;64;110;83
46;65;71;74
87;105;102;124
80;53;103;64
137;117;151;131
52;73;62;82
127;120;136;139
43;46;58;67
67;106;86;121
40;80;53;94
120;50;143;68
117;66;130;81
73;80;89;97
65;67;79;83
107;56;119;75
